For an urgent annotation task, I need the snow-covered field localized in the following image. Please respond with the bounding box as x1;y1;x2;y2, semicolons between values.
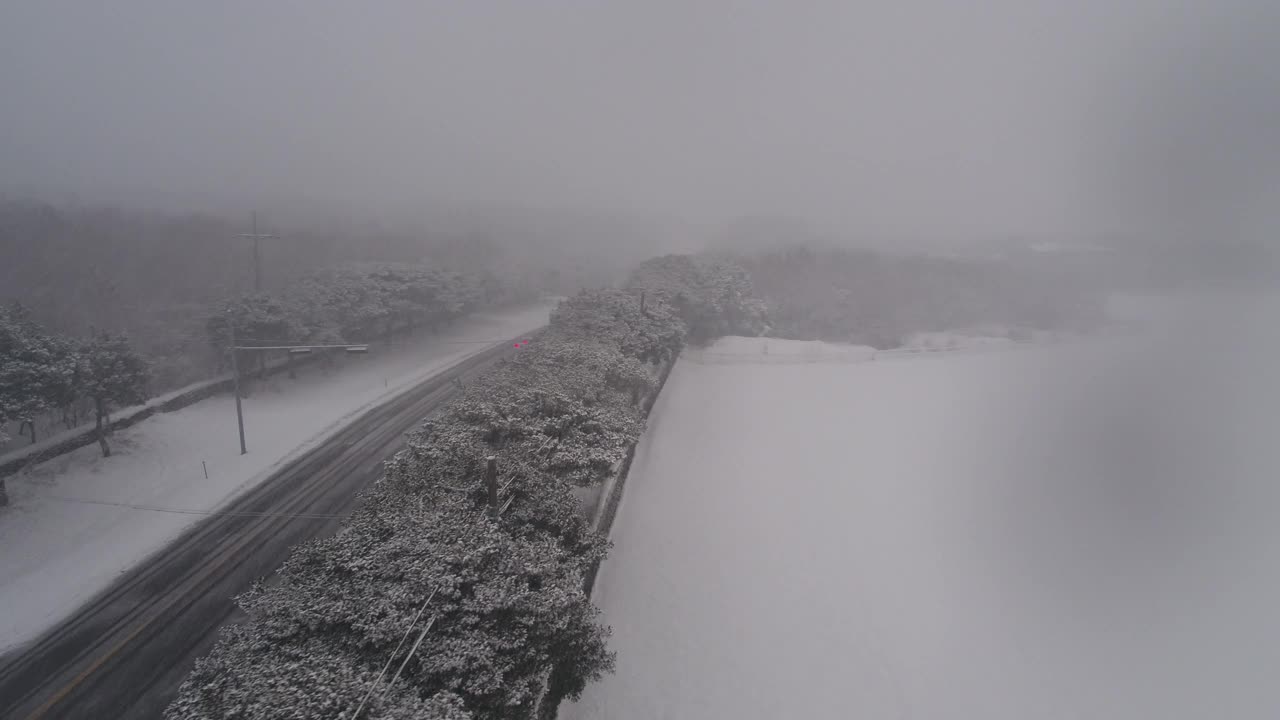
568;296;1280;719
0;303;551;652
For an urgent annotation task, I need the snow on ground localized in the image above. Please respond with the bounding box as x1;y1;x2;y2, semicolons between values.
0;303;551;652
689;333;1060;366
567;297;1280;719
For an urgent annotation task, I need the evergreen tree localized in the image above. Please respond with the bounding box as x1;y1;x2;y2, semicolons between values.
79;332;149;457
0;304;79;444
0;305;81;504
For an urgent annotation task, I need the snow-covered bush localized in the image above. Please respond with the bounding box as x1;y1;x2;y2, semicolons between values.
168;625;473;720
0;304;80;444
445;340;648;487
247;502;608;712
78;331;149;457
168;477;613;720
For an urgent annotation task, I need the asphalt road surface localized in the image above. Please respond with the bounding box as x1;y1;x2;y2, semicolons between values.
0;336;530;719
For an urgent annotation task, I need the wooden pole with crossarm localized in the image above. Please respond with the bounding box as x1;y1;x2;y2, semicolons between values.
237;211;278;292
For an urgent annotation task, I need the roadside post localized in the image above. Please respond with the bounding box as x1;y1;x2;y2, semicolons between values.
486;457;499;519
227;311;247;455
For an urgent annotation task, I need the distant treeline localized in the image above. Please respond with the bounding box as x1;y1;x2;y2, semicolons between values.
729;246;1104;348
0;260;506;458
0;198;659;393
207;263;489;379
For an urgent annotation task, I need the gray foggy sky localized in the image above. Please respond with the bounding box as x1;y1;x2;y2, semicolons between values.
1;1;1276;244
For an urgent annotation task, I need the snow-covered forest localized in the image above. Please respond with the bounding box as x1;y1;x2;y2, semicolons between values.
0;200;654;354
0;199;671;457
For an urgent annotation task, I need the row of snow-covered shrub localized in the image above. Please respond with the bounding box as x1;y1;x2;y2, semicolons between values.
205;263;488;359
165;273;710;718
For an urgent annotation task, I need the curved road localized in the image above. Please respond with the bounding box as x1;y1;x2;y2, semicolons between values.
0;336;530;719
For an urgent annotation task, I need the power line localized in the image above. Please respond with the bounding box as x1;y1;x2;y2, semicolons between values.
353;589;437;720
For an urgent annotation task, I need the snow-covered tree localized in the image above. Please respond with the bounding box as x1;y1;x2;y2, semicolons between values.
79;332;148;457
0;304;79;446
628;254;768;342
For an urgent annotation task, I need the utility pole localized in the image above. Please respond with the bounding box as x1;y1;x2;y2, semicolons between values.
485;457;499;519
227;311;247;455
237;211;278;292
223;339;369;455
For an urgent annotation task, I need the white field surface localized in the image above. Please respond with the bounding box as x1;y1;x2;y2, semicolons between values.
568;296;1280;719
0;303;551;652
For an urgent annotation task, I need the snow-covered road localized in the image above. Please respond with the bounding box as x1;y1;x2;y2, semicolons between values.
567;308;1280;718
0;303;551;653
